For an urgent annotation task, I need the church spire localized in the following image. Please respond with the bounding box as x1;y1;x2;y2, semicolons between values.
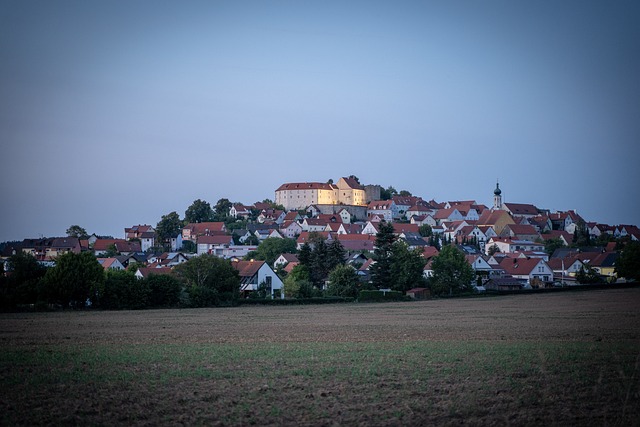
493;180;503;210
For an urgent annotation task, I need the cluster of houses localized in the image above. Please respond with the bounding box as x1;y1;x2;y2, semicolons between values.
2;178;639;297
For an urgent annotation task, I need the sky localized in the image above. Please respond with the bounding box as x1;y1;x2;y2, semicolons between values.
1;0;639;241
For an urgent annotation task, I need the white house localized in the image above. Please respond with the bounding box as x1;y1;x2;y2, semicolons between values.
499;257;554;286
97;257;125;271
233;260;284;299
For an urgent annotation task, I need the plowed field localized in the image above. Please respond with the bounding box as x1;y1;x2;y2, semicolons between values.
1;289;639;426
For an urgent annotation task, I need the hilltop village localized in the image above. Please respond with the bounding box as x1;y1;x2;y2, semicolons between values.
2;176;639;302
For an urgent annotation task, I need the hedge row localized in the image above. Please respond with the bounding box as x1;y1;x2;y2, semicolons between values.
358;290;411;302
239;297;355;306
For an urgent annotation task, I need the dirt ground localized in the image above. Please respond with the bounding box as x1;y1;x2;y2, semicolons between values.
2;288;639;346
1;289;640;426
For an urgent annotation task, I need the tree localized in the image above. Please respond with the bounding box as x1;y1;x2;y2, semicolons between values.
615;241;640;281
429;245;474;296
389;241;427;292
419;224;433;237
100;270;149;309
399;190;412;197
380;186;397;201
66;225;89;239
544;237;565;256
156;211;183;250
571;220;592;247
326;239;346;271
326;265;359;298
245;237;297;266
214;198;233;220
181;240;196;253
575;265;603;284
174;254;240;306
42;252;105;308
146;273;182;307
282;265;309;298
298;243;312;266
185;199;213;224
487;244;500;256
1;252;47;307
370;221;396;289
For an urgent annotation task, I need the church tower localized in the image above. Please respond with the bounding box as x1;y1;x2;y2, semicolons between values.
493;181;503;210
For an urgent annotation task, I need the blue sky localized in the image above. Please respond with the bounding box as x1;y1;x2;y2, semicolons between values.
1;1;639;241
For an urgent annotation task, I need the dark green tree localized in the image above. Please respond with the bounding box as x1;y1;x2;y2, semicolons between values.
185;199;213;224
389;241;427;292
1;252;47;307
615;241;640;281
327;239;346;271
100;270;149;309
66;225;89;239
214;198;233;220
575;265;603;284
571;220;592;247
380;186;397;201
309;238;329;288
181;240;196;253
399;190;412;197
42;252;105;308
174;254;240;306
429;245;474;296
487;243;500;256
298;242;312;266
544;237;565;256
156;211;183;251
326;265;359;298
419;224;433;237
146;273;182;307
428;235;441;251
370;220;396;289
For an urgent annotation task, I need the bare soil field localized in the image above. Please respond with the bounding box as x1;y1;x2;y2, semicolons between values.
1;289;639;426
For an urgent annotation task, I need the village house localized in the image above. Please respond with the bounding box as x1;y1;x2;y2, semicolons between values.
229;204;252;219
499;257;553;287
97;257;125;271
233;260;283;299
93;239;141;256
500;224;541;242
197;235;234;256
367;200;397;221
280;220;303;239
124;224;154;240
273;253;299;269
182;222;227;243
485;237;544;255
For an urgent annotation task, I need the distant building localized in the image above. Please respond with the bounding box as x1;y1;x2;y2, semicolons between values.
275;177;366;210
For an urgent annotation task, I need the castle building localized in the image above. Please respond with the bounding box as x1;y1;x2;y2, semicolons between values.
275;177;366;211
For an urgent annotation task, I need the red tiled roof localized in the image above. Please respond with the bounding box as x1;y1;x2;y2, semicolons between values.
276;182;335;191
504;203;539;216
197;235;233;245
499;257;544;275
232;260;264;277
184;222;226;235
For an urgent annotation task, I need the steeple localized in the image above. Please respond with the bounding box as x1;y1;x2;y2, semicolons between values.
493;180;503;210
